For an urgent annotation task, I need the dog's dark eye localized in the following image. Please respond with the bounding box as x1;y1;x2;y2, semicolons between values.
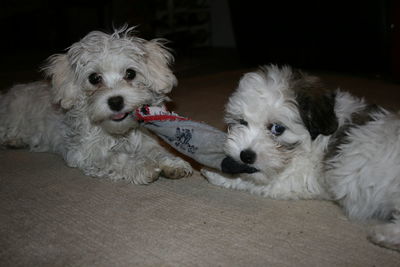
268;123;286;136
239;119;248;126
88;73;102;85
125;69;136;80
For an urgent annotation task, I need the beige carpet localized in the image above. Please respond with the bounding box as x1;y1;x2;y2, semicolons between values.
1;70;400;266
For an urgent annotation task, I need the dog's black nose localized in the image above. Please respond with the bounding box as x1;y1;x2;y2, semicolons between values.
240;149;256;164
108;96;124;111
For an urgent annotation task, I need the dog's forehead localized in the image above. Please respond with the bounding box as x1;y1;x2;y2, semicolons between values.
68;31;147;68
82;31;146;52
227;67;295;117
94;52;141;70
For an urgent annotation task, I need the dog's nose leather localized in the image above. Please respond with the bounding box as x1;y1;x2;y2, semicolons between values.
221;156;258;174
240;149;256;164
108;96;124;111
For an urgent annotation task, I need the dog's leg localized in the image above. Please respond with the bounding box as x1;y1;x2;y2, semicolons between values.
158;156;193;179
138;133;193;180
201;169;314;199
121;160;162;185
66;139;192;184
0;82;62;152
201;169;256;190
144;145;193;180
122;154;192;183
69;151;162;184
368;212;400;251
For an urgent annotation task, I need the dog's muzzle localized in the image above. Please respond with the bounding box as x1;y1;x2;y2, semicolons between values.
221;156;258;174
107;96;132;122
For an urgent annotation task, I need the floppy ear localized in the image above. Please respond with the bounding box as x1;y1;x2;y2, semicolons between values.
144;39;177;94
293;72;338;140
42;54;79;110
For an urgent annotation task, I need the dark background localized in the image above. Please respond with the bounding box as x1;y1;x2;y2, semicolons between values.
1;0;399;85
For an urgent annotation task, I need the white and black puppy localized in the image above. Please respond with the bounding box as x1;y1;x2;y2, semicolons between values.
202;65;400;251
0;26;192;184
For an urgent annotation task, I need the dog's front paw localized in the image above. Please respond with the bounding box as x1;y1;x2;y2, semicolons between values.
368;223;400;251
160;157;192;179
132;166;162;185
201;169;226;186
201;168;244;190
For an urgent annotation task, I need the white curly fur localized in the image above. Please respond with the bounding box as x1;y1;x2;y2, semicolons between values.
202;65;400;251
0;26;192;184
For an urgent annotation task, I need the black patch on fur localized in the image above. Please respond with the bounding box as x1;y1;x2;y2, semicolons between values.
324;104;383;161
292;70;338;140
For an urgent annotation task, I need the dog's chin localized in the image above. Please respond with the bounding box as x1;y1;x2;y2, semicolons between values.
241;171;271;185
100;113;139;135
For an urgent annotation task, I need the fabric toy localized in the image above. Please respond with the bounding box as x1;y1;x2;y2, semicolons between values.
131;105;257;173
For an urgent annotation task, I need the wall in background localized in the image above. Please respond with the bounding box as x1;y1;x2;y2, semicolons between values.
229;0;395;74
0;0;398;76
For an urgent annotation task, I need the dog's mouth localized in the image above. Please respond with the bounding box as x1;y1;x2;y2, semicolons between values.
221;156;259;174
110;112;130;122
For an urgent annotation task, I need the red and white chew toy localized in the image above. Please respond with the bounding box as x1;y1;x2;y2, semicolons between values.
133;105;188;122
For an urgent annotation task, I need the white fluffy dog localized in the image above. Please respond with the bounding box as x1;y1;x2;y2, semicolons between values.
202;65;400;251
0;27;192;184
